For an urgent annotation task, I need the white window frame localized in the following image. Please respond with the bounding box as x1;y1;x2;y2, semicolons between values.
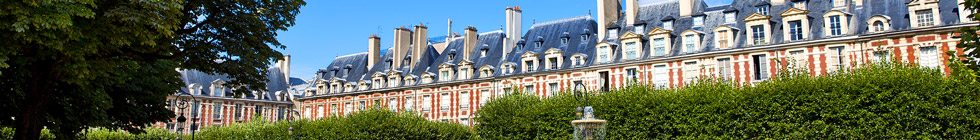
653;64;669;88
683;61;699;83
919;46;940;69
460;91;470;110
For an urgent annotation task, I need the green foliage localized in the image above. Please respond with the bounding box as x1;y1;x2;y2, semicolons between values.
82;128;178;140
0;0;306;139
958;0;980;74
1;127;56;140
476;62;980;139
194;108;475;140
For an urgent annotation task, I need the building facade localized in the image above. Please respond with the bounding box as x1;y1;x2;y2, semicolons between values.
154;56;298;134
298;0;975;126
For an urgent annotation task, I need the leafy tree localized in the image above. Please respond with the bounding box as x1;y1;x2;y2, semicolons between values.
0;0;305;139
958;0;980;72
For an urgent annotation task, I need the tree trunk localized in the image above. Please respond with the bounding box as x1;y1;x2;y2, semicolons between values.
13;60;55;140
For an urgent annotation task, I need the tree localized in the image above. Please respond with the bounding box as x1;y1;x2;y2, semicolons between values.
0;0;305;139
958;0;980;72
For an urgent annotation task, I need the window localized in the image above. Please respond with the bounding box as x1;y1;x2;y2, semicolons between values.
440;93;450;112
389;98;398;111
315;105;324;118
717;58;732;79
343;68;350;76
405;97;414;111
789;21;803;40
752;26;766;45
752;55;769;80
874;50;891;62
653;65;668;87
524;85;535;94
525;60;534;72
440;71;450;81
626;68;638;83
757;6;769;15
192;101;200;118
460;92;470;110
277;107;285;121
625;42;638;59
422;95;431;112
599;46;610;62
684;62;699;82
828;46;845;72
607;29;618;39
502;87;512;95
548;57;558;69
448;53;455;60
422;75;433;83
599;71;610;92
581;34;590;42
873;21;885;32
663;21;673;30
330;104;337;116
234;104;243;120
548;83;559;97
693;16;704;26
684;35;697;53
480;49;488;57
461;118;470;126
653;38;666;56
459;68;469;79
789;50;806;69
725;12;737;23
718;30;730;48
480;90;491;107
303;106;311;119
358;101;366;111
833;0;846;7
794;1;807;10
344;103;352;115
389;77;397;87
213;102;222;120
634;25;645;33
916;10;934;27
535;41;542;48
561;38;569;45
829;16;843;36
255;105;264;117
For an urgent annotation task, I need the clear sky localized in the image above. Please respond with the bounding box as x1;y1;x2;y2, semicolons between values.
274;0;733;80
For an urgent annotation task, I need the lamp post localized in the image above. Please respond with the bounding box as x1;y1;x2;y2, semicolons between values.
572;82;606;140
287;109;302;139
175;93;198;140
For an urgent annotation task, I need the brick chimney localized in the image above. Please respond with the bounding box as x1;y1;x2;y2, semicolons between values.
463;26;478;60
412;24;428;70
597;0;620;40
368;35;381;69
625;0;638;25
393;27;412;69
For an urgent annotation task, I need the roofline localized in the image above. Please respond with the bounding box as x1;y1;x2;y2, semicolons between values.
298;23;977;100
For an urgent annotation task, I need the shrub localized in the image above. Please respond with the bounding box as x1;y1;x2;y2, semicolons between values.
82;128;178;140
475;62;980;139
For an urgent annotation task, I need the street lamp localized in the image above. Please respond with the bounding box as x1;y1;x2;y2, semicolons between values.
175;93;198;140
287;109;302;139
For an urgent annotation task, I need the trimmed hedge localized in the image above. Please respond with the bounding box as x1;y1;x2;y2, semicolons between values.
193;108;475;139
475;62;980;139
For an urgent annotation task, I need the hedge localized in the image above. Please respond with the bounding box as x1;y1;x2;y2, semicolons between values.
475;62;980;139
193;108;474;139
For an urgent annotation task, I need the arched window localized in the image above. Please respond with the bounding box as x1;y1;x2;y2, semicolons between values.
873;21;885;32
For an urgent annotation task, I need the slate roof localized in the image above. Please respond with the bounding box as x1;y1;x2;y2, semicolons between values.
427;31;507;80
502;15;598;74
178;66;291;102
316;52;370;84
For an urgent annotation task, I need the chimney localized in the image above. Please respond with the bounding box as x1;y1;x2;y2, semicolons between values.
680;0;694;17
283;54;291;84
625;0;638;25
771;0;785;5
411;24;428;69
368;35;381;69
393;27;412;69
504;6;523;60
447;19;453;43
597;0;620;40
463;26;478;59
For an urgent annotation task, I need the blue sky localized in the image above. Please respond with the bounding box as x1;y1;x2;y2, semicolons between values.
275;0;733;79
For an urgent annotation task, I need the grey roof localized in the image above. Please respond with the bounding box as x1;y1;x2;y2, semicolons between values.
178;66;290;101
427;31;507;80
502;15;598;74
317;52;370;83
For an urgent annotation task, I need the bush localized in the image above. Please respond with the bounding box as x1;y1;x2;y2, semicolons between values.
475;62;980;139
1;127;56;139
83;128;178;140
194;108;475;140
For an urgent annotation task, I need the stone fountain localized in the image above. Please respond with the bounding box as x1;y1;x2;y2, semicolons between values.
572;83;607;140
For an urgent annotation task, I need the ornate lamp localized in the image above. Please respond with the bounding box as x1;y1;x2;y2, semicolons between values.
572;82;607;140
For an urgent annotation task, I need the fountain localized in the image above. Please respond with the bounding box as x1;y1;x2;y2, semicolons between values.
571;82;607;140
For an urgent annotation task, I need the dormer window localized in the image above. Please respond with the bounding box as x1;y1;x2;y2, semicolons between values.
386;60;393;68
560;38;568;45
756;6;769;15
823;10;849;37
344;68;351;76
634;25;645;33
607;29;618;39
714;25;735;49
597;44;611;63
480;48;488;57
534;41;542;48
908;0;939;28
580;34;589;42
829;15;843;36
873;21;885;32
548;58;558;69
438;63;455;82
404;57;411;66
448;53;456;60
832;0;845;7
724;12;737;23
524;60;534;72
624;42;638;59
458;62;472;80
794;1;807;10
693;16;705;27
388;77;398;87
684;35;697;53
422;74;433;84
868;15;891;33
480;66;494;78
915;10;935;27
663;20;673;30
